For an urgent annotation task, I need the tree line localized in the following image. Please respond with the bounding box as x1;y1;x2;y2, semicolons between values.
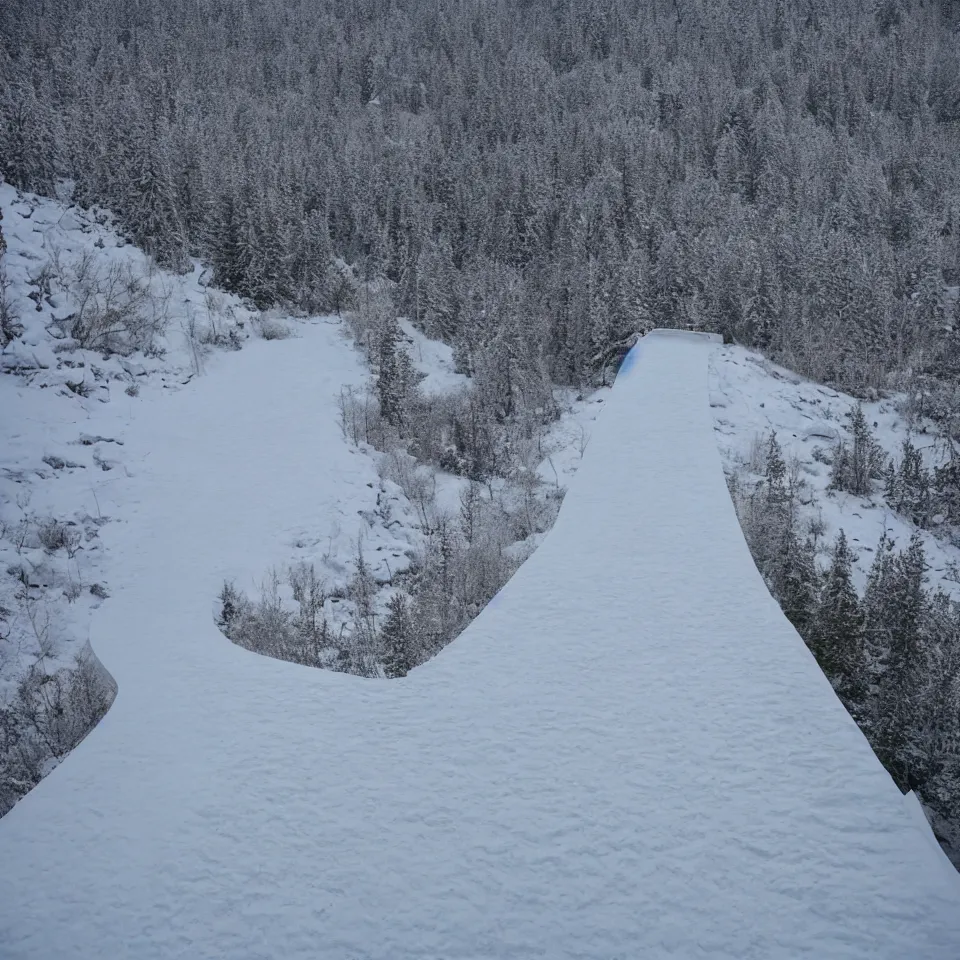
2;0;959;400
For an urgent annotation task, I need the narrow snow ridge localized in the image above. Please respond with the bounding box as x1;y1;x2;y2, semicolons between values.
1;331;958;959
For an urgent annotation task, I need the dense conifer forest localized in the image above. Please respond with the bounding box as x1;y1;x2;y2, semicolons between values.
3;0;959;392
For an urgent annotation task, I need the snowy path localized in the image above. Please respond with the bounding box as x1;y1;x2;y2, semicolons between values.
2;330;959;959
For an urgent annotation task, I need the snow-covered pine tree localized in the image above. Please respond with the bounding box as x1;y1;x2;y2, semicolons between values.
829;404;885;497
417;237;458;340
380;592;415;678
909;590;960;814
292;208;334;314
0;80;58;194
872;533;929;790
934;449;960;526
892;438;932;527
771;524;819;637
210;190;249;296
812;530;867;713
125;119;190;273
375;317;422;432
863;532;897;682
764;432;789;509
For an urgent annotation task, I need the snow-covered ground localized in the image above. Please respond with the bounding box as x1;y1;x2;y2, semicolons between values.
710;344;960;595
0;184;253;701
399;317;469;396
2;328;959;958
3;187;959;955
0;186;403;806
0;183;603;705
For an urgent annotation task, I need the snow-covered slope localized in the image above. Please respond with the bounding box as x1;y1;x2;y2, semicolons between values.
2;330;958;959
0;184;254;698
710;344;960;595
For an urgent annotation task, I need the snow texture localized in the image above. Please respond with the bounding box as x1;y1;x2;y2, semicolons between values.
1;331;959;959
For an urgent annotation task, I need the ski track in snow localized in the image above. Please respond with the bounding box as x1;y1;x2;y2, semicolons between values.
1;330;959;959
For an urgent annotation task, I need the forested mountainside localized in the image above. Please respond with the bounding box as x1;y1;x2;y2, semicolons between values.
2;0;960;395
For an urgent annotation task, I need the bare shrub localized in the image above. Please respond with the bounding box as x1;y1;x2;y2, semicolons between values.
54;252;170;355
181;310;207;375
218;570;345;671
338;385;392;448
0;650;115;816
377;448;438;531
253;313;292;341
37;519;81;555
0;264;23;346
199;290;244;350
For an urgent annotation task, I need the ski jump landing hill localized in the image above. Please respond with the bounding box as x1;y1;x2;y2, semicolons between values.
1;329;958;959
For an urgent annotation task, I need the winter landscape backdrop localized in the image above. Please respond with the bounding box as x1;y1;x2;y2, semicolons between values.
1;0;960;955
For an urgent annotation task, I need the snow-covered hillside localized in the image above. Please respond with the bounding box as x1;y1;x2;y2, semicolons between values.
0;185;609;810
0;183;255;690
710;345;960;596
2;328;959;959
2;188;960;957
0;185;366;810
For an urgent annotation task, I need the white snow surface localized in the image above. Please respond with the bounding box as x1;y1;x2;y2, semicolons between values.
399;317;469;395
0;183;262;693
2;330;959;958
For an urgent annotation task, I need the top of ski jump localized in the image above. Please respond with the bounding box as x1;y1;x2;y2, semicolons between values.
1;328;958;959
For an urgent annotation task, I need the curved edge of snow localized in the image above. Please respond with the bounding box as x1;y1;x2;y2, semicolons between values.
903;791;960;895
616;328;722;379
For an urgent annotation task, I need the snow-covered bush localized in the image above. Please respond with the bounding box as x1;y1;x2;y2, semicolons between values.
53;252;171;356
829;404;887;497
0;264;21;346
253;313;292;341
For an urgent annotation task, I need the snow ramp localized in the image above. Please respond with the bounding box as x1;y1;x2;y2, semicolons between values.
1;329;958;959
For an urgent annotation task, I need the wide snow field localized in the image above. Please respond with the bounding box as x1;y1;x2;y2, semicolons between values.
1;329;958;958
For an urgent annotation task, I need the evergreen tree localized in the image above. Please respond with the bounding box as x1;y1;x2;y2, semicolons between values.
910;591;960;811
873;533;929;790
813;530;866;712
417;237;458;340
934;449;960;526
891;438;931;526
210;190;249;296
125;120;190;272
375;317;422;432
863;533;898;678
771;524;819;637
293;209;334;313
764;431;788;502
829;404;885;497
0;81;58;193
381;592;415;678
